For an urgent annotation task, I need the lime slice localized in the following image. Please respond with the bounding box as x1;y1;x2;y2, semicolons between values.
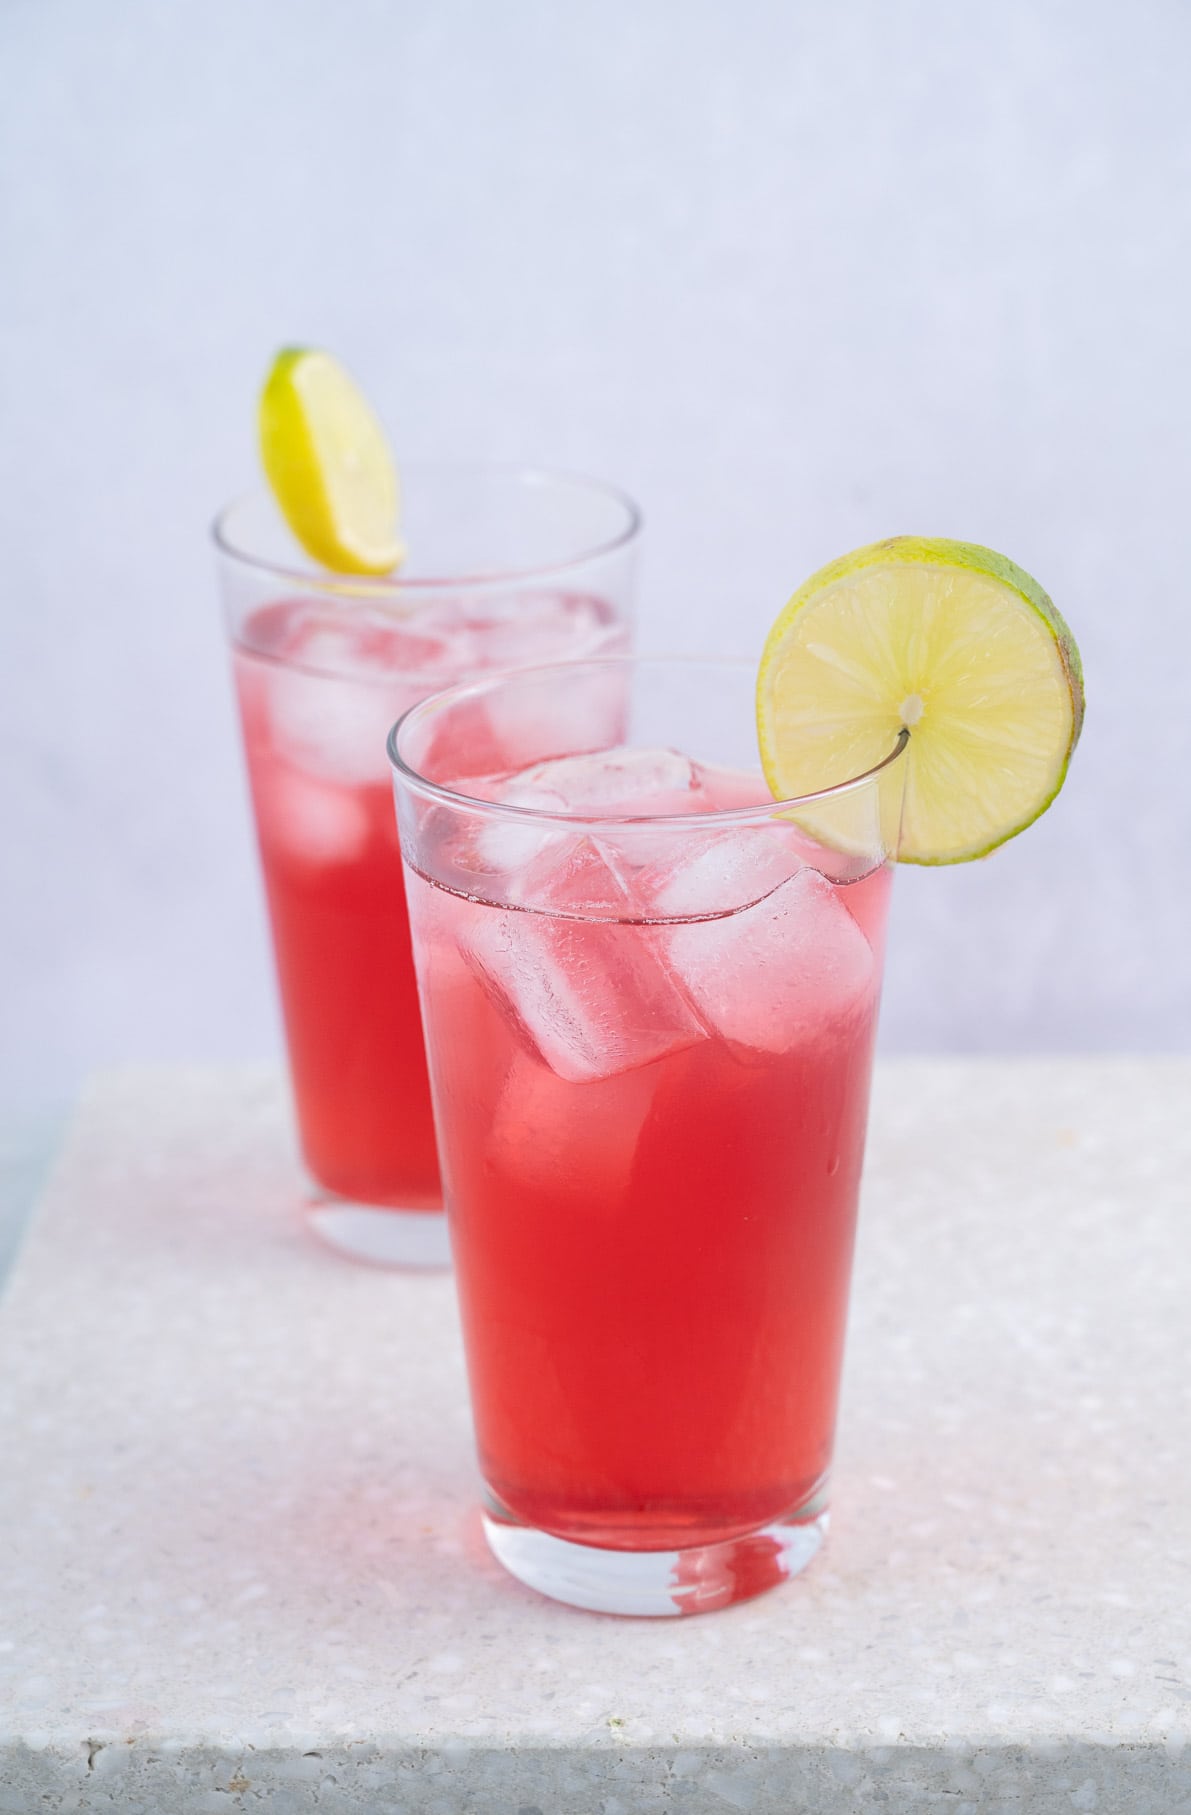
258;347;404;575
756;537;1084;865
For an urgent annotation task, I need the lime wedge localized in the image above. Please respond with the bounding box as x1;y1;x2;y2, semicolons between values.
756;537;1084;864
258;347;404;575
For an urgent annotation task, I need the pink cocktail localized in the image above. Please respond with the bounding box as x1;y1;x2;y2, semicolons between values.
391;657;906;1612
216;469;640;1266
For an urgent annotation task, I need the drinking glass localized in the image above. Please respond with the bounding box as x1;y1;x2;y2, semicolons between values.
390;656;907;1612
215;467;640;1268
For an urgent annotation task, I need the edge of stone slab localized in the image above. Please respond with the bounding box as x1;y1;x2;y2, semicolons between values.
2;1737;1189;1814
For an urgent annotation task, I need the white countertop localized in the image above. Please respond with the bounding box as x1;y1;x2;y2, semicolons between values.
1;1060;1189;1812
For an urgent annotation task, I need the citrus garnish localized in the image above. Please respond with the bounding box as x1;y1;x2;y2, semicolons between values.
756;537;1084;864
258;347;404;575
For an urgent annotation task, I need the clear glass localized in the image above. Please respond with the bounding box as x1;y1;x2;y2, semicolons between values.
215;466;641;1268
389;657;907;1613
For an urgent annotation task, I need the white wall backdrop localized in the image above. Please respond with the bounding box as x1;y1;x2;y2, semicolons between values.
3;0;1189;1112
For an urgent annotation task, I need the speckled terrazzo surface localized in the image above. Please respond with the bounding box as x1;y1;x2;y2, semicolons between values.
1;1061;1189;1813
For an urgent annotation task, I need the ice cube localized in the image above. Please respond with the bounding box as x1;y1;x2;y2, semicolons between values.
515;746;699;815
258;766;371;866
262;602;480;785
467;590;613;667
481;664;629;772
266;665;408;785
296;620;458;677
461;841;704;1082
646;827;807;919
487;1052;657;1201
459;750;701;887
513;832;637;913
467;774;569;875
666;866;876;1054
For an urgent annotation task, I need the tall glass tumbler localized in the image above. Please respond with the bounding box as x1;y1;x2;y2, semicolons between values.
390;657;907;1612
216;467;640;1268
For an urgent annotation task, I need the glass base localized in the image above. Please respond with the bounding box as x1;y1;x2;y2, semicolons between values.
481;1496;829;1616
305;1196;451;1270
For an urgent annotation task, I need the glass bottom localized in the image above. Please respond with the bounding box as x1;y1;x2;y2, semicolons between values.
481;1493;829;1617
304;1192;451;1269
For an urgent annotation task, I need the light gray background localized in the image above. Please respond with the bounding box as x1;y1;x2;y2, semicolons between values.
3;0;1189;1117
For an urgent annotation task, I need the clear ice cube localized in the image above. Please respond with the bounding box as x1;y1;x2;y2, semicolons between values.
266;668;405;785
467;590;611;668
480;664;629;772
265;608;471;785
461;840;704;1082
487;1052;657;1200
513;746;699;815
261;767;372;866
665;865;876;1054
646;827;807;919
461;748;703;886
296;616;463;677
514;832;635;914
467;774;570;876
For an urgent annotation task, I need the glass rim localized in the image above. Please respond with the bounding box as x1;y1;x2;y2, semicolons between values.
387;654;910;830
210;462;644;594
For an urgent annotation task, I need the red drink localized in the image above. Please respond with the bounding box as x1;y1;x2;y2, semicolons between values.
392;662;904;1610
233;635;434;1208
231;591;624;1224
409;854;887;1549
